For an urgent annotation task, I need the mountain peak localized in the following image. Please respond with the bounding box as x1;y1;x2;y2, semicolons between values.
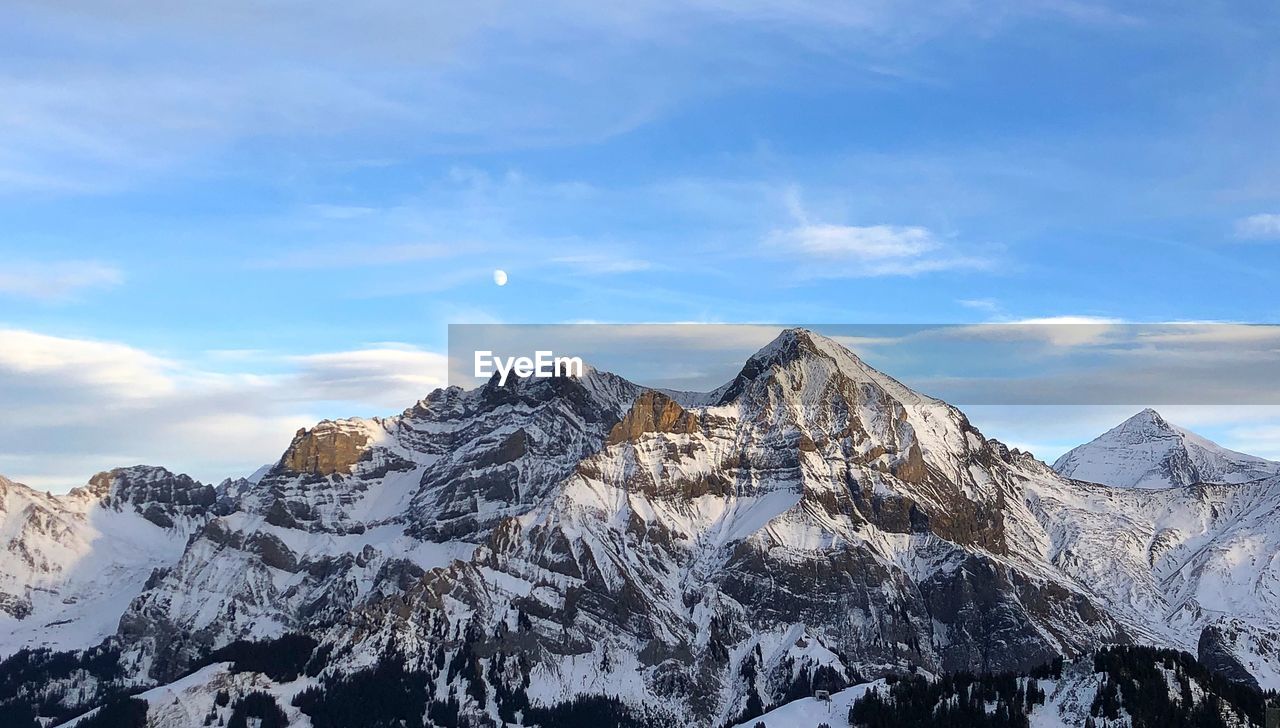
70;466;220;528
718;327;932;409
1110;408;1177;437
1053;411;1279;489
73;465;175;500
748;327;855;366
763;326;818;347
1127;407;1169;426
730;328;873;387
717;327;863;405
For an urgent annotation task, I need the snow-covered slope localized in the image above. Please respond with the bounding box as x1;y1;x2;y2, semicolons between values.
1053;409;1280;489
1040;409;1280;687
1025;472;1280;689
0;467;215;657
731;681;883;728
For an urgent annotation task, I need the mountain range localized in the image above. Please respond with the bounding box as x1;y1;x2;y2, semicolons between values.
1;328;1277;727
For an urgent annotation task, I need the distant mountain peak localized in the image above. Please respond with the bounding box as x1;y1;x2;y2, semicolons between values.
1053;410;1280;489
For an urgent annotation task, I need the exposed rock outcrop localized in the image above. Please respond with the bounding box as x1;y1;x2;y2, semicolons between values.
279;422;373;476
607;391;700;445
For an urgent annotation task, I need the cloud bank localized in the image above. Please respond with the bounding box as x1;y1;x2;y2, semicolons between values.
0;328;446;490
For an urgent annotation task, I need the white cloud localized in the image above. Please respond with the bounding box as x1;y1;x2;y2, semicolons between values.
0;261;122;301
549;254;652;274
291;348;448;409
1133;322;1280;346
767;187;997;276
958;298;1001;313
775;223;938;260
998;316;1124;346
918;316;1124;348
946;319;1280;351
0;329;182;434
0;328;447;490
1234;213;1280;240
768;222;994;277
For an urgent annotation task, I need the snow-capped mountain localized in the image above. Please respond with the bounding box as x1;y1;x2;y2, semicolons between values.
2;329;1279;728
0;467;220;657
1052;408;1280;489
345;330;1126;724
114;367;644;681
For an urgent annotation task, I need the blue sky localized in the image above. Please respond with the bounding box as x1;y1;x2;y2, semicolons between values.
2;1;1280;488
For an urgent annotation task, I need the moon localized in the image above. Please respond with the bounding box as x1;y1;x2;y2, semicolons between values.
493;269;508;286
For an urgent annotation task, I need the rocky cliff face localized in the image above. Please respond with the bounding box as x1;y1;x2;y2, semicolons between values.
279;422;374;477
79;466;222;528
3;329;1280;727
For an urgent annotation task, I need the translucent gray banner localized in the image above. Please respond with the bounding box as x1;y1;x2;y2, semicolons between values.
447;323;1280;405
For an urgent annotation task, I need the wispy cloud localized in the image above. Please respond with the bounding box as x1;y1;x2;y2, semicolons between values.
1133;322;1280;346
1234;213;1280;240
0;260;122;301
549;253;651;275
0;327;448;489
290;347;447;409
958;298;1002;314
763;186;999;277
0;0;1164;194
967;316;1125;347
250;242;458;270
767;221;995;277
306;204;378;220
775;223;937;260
0;328;174;401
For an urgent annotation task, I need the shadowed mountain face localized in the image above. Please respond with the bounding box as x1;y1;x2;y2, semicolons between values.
2;329;1278;727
